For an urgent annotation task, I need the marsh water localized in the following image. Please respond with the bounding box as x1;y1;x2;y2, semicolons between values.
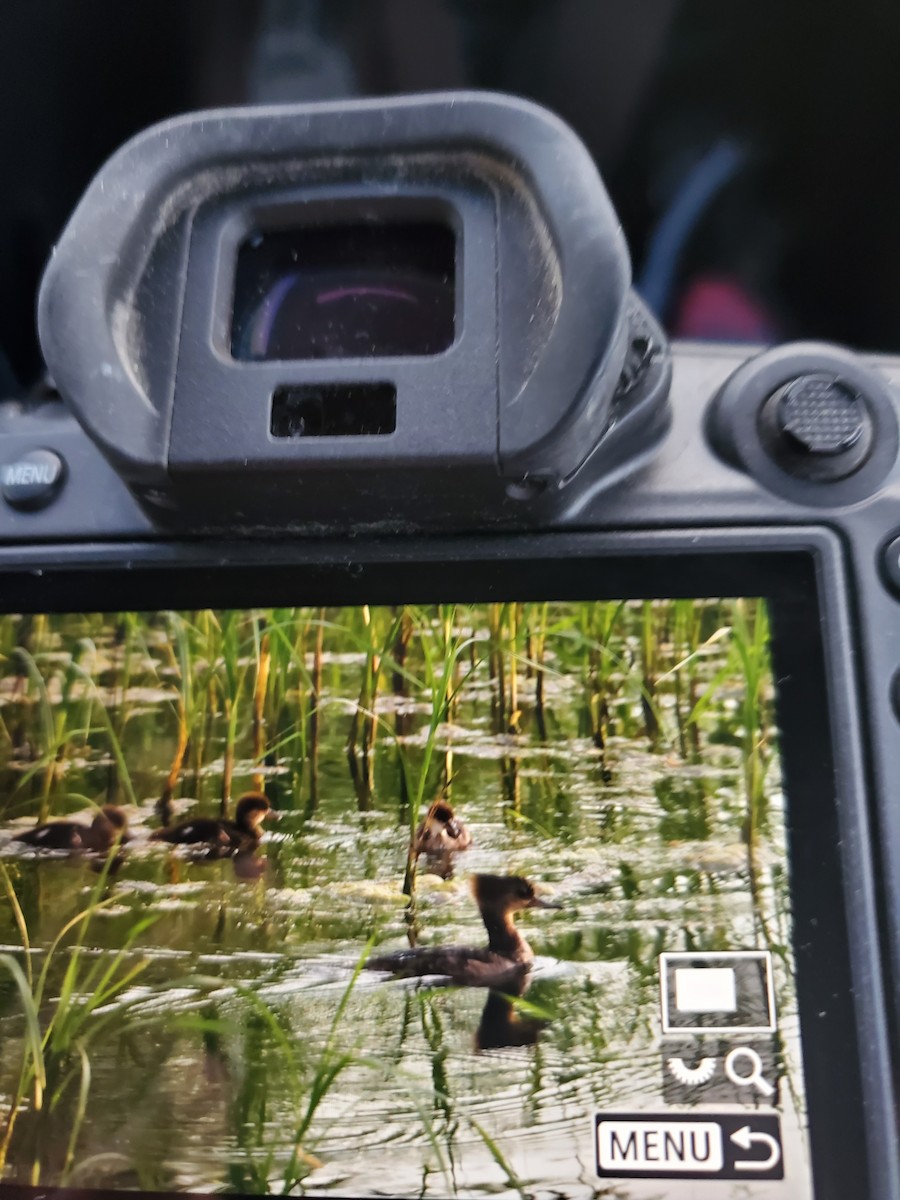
0;602;811;1198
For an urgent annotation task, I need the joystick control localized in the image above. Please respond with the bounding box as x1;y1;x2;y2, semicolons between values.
758;372;873;481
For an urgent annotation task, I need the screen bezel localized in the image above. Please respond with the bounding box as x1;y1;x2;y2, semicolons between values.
0;527;892;1200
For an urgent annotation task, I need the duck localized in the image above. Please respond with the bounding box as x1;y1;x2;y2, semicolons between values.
413;797;472;879
13;804;129;853
151;792;273;852
366;873;561;988
413;798;472;857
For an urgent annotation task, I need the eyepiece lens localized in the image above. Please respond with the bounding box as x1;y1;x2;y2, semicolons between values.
231;222;456;361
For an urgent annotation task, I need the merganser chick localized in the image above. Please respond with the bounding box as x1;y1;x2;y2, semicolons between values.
151;792;273;851
367;874;561;988
413;799;472;857
13;804;129;852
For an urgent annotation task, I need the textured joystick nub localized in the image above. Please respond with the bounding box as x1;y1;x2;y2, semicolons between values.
756;370;873;482
776;374;865;456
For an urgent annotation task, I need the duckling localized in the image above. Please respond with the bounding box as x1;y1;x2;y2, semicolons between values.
151;792;272;852
13;804;129;853
413;798;472;857
413;797;472;879
367;873;561;988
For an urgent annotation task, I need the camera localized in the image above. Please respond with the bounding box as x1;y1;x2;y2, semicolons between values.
0;93;898;1200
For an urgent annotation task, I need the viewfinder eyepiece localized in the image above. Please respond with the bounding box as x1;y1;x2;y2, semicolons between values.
231;222;456;361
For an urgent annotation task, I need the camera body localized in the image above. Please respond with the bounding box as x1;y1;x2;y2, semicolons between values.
2;93;899;1195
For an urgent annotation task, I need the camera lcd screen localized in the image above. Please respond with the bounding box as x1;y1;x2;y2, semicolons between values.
0;599;812;1198
231;224;456;361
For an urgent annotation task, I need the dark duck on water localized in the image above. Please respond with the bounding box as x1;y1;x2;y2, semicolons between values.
367;874;561;989
13;804;129;852
151;792;273;851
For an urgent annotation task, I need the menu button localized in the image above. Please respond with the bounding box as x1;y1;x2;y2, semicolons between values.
1;449;66;510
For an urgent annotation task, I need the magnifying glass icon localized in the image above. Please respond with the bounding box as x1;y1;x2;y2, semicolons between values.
724;1047;775;1096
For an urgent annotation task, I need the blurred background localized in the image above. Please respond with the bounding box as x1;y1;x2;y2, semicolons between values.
3;0;900;389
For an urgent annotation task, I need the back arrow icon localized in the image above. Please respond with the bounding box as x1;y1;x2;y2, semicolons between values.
731;1125;782;1171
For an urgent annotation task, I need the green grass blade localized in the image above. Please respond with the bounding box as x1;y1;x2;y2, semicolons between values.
469;1118;527;1198
59;1042;92;1185
0;952;47;1105
0;864;32;988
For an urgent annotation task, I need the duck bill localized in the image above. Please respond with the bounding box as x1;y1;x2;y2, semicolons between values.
529;896;562;910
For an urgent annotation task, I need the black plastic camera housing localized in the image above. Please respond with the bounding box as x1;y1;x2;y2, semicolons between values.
1;93;899;1198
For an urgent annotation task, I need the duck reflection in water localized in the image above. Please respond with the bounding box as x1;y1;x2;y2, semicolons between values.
476;981;550;1050
367;874;560;991
231;846;268;881
413;797;472;880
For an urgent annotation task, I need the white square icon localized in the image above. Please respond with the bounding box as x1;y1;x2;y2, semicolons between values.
659;951;777;1034
673;967;737;1013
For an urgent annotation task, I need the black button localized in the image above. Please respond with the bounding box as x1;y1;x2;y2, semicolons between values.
757;373;873;482
776;375;865;456
1;449;66;510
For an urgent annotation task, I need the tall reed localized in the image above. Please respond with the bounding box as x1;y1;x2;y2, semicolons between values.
398;607;475;917
639;601;661;747
345;606;382;807
251;617;270;795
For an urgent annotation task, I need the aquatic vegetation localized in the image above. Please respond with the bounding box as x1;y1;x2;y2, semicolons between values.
217;946;377;1195
0;855;157;1183
0;601;773;830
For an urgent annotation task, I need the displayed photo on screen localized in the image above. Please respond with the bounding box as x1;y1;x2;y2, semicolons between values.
0;600;808;1198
